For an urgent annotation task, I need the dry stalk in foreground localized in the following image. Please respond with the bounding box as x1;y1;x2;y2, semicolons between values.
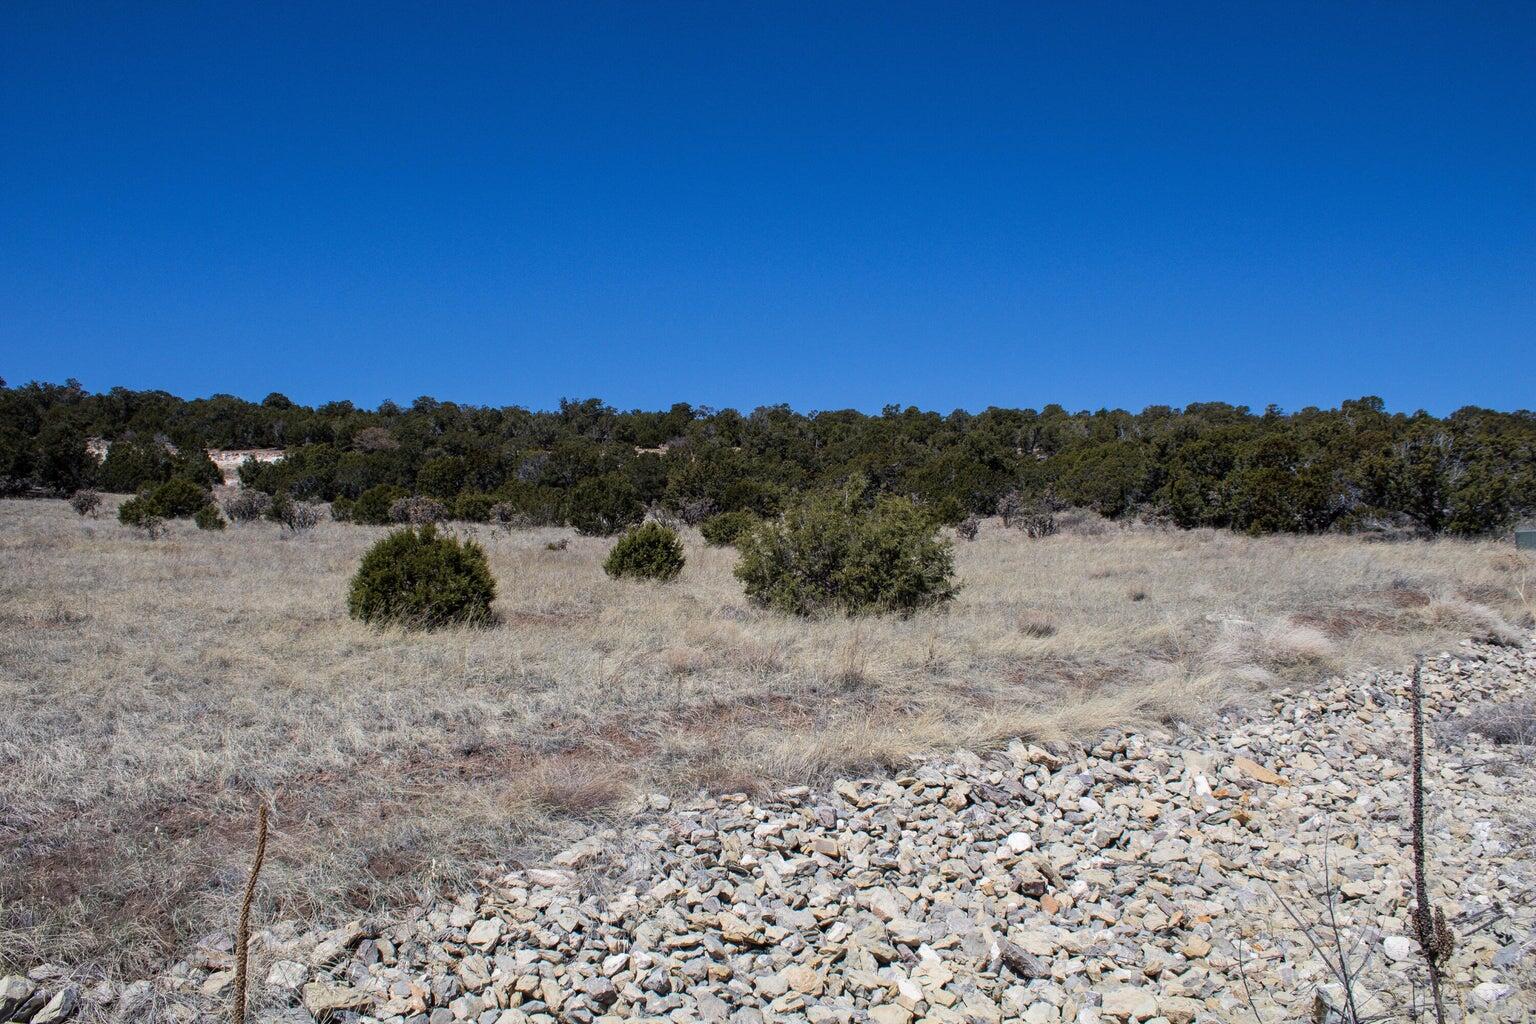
231;801;269;1024
1409;658;1453;1024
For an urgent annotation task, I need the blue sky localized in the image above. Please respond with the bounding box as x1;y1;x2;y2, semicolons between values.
2;2;1532;414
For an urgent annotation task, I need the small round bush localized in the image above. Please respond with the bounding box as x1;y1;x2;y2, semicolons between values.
735;490;958;617
194;504;226;531
69;489;102;517
603;522;685;582
700;510;759;547
348;525;497;628
330;495;355;521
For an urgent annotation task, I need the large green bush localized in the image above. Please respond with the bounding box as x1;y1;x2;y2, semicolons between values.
735;490;959;617
699;510;759;547
603;521;685;582
347;525;497;628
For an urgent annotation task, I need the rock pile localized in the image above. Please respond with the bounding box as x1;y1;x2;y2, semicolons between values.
8;640;1533;1023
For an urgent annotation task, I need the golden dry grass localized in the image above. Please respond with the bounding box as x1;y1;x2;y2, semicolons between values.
1;496;1531;977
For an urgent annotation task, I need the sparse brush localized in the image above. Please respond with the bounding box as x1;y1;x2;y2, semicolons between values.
489;501;528;532
675;496;718;526
955;514;981;542
1445;699;1536;747
278;500;323;534
1055;507;1112;536
221;489;273;523
996;490;1023;528
390;496;447;526
68;489;101;518
643;502;681;529
350;426;399;452
1016;504;1059;539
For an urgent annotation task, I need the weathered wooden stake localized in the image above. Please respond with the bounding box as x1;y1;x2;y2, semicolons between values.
232;801;269;1024
1410;657;1451;1024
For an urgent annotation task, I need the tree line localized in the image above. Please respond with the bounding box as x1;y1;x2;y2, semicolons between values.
2;378;1532;536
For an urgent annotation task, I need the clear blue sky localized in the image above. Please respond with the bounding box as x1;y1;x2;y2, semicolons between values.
3;2;1533;414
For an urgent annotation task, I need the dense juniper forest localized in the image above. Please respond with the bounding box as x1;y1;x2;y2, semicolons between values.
2;378;1533;537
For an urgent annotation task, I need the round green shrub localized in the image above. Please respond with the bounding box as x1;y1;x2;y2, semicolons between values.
194;504;226;531
735;491;959;617
567;474;643;536
330;495;355;521
117;494;160;528
603;521;685;582
700;510;759;547
347;525;497;628
147;476;211;518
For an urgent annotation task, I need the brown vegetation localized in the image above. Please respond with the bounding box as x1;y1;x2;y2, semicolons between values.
0;497;1529;977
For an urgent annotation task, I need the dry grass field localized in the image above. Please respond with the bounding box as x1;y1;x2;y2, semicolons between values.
2;496;1531;978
